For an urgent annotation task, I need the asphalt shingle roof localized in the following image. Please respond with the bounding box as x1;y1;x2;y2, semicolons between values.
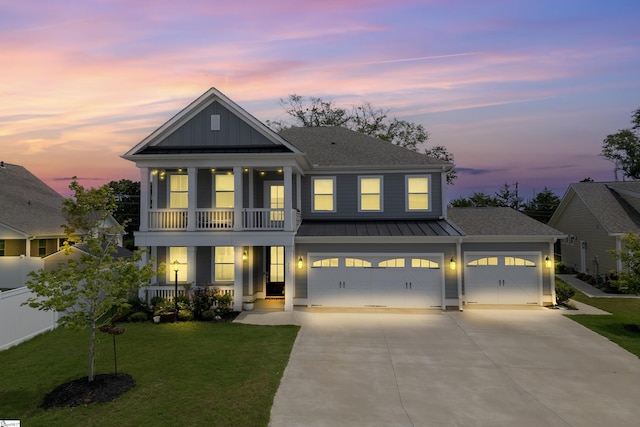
279;126;451;168
448;207;564;236
563;182;640;234
0;163;67;236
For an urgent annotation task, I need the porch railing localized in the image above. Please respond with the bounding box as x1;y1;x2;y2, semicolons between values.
144;285;234;303
147;208;300;231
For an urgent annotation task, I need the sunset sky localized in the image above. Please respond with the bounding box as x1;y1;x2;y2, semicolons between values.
2;0;639;200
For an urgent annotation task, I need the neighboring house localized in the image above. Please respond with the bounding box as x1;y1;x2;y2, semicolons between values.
44;244;133;271
0;162;68;288
122;87;563;311
548;181;640;275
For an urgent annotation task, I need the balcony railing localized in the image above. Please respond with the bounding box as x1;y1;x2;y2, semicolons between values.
147;208;301;231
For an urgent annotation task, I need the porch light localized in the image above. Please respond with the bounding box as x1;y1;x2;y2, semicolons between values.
243;250;248;261
260;171;265;176
297;256;304;269
545;256;551;269
449;257;456;271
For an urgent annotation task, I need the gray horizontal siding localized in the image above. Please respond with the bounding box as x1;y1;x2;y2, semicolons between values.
301;172;443;220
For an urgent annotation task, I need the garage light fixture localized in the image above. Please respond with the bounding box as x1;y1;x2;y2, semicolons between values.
297;256;304;269
449;257;456;270
545;256;551;268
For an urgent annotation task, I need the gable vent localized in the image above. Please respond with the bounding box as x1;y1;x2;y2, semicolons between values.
211;115;220;131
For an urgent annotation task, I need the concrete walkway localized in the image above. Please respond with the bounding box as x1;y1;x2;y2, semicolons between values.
557;274;640;298
238;307;640;426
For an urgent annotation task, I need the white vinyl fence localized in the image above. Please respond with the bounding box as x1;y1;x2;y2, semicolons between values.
0;287;59;351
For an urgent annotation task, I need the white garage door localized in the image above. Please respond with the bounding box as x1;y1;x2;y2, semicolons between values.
308;253;444;309
464;252;541;305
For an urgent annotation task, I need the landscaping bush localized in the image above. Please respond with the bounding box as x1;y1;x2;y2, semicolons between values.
177;309;194;321
555;281;576;305
128;311;148;322
201;309;217;321
192;287;217;319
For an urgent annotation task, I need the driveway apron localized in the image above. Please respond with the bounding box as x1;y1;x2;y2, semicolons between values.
268;308;640;427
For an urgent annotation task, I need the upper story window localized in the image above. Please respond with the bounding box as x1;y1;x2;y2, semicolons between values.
169;174;188;209
406;175;430;211
38;239;47;257
215;174;234;208
312;177;335;212
359;176;382;212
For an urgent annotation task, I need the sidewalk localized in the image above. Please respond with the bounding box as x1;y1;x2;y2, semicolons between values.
557;274;640;298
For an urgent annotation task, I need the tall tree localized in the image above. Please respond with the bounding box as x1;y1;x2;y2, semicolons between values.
495;182;523;210
269;94;457;184
25;179;158;382
609;232;640;294
522;187;561;223
108;179;140;250
601;107;640;180
449;191;500;207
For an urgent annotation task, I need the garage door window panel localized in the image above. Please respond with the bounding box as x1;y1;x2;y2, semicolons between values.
345;258;372;267
312;258;339;268
379;258;405;267
412;258;440;269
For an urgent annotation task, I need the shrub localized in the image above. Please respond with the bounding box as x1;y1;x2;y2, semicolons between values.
215;289;233;311
555;281;576;305
178;309;194;321
129;311;149;322
192;287;217;319
201;309;218;321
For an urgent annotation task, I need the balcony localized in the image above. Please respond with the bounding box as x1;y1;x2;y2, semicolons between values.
147;208;301;231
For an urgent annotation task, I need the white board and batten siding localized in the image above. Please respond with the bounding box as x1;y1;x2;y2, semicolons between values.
307;252;445;309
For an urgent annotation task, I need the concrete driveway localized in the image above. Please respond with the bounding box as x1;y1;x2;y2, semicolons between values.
262;308;640;427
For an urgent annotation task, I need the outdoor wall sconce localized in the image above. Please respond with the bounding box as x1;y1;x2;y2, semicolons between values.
297;256;304;269
545;256;551;268
449;257;456;270
243;250;248;262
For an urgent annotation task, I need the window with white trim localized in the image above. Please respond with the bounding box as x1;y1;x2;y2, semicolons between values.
169;174;188;209
312;177;335;212
406;175;430;211
215;174;234;208
215;246;234;281
359;176;382;211
169;247;188;282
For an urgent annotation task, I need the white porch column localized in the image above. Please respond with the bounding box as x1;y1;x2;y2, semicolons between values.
284;166;293;231
296;173;301;214
233;167;243;231
187;246;196;289
186;168;197;231
284;244;294;311
549;241;556;306
234;246;244;311
139;168;149;231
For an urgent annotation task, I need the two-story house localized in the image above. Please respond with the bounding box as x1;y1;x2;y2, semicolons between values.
0;162;69;288
123;88;562;311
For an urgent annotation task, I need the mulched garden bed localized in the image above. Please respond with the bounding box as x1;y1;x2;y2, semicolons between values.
40;373;135;409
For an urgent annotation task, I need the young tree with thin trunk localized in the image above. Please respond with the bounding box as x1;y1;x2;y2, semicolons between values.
25;179;158;382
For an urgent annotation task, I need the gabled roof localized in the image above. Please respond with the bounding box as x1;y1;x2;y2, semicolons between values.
279;126;452;170
123;87;302;158
448;207;564;238
0;163;67;237
548;181;640;235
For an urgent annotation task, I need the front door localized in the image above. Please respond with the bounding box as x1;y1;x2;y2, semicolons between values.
266;246;285;297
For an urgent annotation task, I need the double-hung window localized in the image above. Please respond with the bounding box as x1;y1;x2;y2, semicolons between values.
406;175;430;211
215;246;235;281
215;174;234;208
359;176;382;211
312;177;336;212
169;174;188;209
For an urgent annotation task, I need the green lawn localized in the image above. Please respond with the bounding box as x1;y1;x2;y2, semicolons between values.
561;279;640;358
0;321;299;426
